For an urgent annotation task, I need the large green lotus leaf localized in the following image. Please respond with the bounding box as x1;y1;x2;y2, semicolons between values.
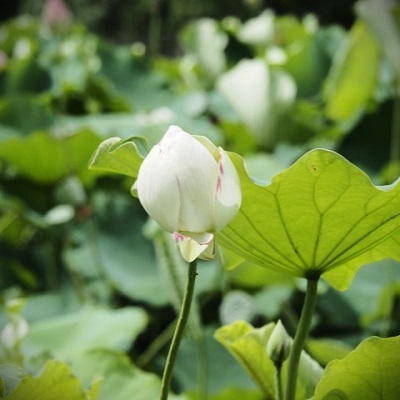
88;136;147;178
21;306;147;359
323;181;400;289
96;41;173;111
0;364;26;398
323;20;379;121
0;129;101;184
218;149;400;290
365;222;400;269
63;220;169;306
214;321;323;400
320;234;400;291
7;360;96;400
219;237;295;289
313;336;400;399
71;349;186;400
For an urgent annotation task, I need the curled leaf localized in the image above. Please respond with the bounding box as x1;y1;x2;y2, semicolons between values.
88;136;148;178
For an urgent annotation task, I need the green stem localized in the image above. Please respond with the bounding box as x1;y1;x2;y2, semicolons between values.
274;362;284;400
160;259;198;400
284;278;319;400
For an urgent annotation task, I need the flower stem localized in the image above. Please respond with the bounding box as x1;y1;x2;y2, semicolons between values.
274;362;284;400
160;259;198;400
284;278;319;400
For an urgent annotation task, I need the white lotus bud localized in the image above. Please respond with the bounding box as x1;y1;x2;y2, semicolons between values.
267;320;291;365
135;125;241;262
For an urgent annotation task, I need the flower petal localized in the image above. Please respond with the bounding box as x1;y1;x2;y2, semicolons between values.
160;126;219;232
215;148;242;232
136;139;180;232
173;232;215;262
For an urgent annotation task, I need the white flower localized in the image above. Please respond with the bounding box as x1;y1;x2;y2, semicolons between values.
135;125;241;262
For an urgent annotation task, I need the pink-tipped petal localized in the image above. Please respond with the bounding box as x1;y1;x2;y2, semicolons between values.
215;149;242;232
137;126;220;233
173;232;215;262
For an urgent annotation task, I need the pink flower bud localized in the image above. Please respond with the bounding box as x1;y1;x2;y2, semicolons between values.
42;0;73;31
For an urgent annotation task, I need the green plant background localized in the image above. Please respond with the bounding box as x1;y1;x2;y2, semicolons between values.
1;0;400;399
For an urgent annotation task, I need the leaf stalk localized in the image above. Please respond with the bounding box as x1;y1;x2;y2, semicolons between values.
284;278;319;400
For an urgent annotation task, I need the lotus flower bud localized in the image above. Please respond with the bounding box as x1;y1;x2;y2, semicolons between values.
135;125;241;262
267;320;291;365
42;0;73;31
